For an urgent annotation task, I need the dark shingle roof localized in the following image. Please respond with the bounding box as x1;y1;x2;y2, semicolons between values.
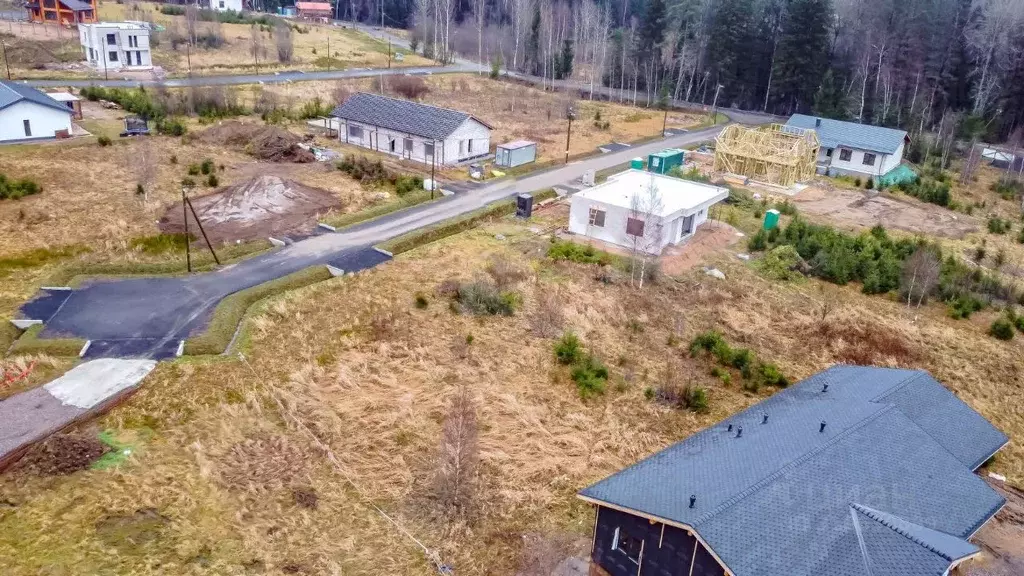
579;366;1007;576
329;92;491;141
58;0;93;11
0;81;71;114
787;114;908;154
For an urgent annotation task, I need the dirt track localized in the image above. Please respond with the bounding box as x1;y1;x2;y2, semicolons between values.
793;185;979;239
968;479;1024;575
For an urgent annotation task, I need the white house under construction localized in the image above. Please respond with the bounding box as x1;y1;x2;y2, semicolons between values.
329;92;493;167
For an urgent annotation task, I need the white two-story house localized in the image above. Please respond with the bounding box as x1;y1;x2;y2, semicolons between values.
79;22;152;71
329;92;492;167
785;114;909;180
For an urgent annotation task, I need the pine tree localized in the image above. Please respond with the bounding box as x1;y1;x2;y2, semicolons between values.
637;0;667;60
525;5;542;76
771;0;832;114
555;38;574;80
813;69;849;119
706;0;755;106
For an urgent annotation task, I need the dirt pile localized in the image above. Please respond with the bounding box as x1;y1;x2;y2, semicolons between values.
196;121;315;163
160;175;341;244
14;433;108;476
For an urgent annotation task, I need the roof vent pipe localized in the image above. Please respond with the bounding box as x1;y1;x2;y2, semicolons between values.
762;413;769;424
823;382;829;393
689;495;696;509
820;421;827;433
727;423;733;432
816;118;822;127
736;426;743;438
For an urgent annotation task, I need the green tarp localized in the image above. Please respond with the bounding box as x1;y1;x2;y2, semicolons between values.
878;164;917;188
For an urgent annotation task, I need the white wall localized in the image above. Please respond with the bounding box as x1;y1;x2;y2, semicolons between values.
819;140;906;179
442;118;491;164
211;0;243;11
80;24;152;70
339;117;491;166
569;195;720;254
0;101;72;142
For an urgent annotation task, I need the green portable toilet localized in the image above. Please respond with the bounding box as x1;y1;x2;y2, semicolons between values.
763;209;781;230
630;157;645;170
647;148;685;174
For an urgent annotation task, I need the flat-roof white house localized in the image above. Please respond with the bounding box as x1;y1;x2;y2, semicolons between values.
0;80;74;143
79;22;153;71
329;92;493;166
209;0;243;12
785;114;909;180
568;169;730;255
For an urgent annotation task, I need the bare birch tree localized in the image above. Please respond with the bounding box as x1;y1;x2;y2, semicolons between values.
434;386;479;519
900;246;942;307
628;174;665;290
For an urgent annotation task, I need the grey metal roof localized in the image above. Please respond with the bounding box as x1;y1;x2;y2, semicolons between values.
499;139;536;150
786;114;908;154
58;0;92;10
0;80;72;114
579;366;1007;576
329;92;492;141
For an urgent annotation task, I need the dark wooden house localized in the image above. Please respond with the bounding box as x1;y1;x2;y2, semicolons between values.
578;366;1009;576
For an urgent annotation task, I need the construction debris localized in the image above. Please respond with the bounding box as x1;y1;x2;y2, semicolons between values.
195;121;315;163
713;124;819;187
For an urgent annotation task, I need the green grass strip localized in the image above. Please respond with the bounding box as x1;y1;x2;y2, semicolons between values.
322;189;438;230
379;188;558;256
8;324;87;357
183;265;333;356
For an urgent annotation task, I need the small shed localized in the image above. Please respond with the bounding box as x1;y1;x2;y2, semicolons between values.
648;148;685;174
47;92;82;120
495;140;537;168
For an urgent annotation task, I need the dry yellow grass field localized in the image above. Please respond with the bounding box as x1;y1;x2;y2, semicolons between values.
95;1;432;74
264;75;706;163
0;202;1020;574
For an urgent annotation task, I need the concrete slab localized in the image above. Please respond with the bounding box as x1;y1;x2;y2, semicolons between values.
82;339;181;360
597;142;633;153
44;358;156;410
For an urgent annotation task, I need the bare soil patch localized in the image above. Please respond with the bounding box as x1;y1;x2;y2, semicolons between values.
793;184;979;238
968;479;1024;575
660;223;744;275
159;175;341;244
194;122;315;163
13;433;108;476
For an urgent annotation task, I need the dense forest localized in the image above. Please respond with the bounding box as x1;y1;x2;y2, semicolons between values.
333;0;1024;142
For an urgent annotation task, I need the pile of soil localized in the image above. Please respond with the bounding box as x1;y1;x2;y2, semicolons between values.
159;175;342;244
14;433;108;476
195;121;315;163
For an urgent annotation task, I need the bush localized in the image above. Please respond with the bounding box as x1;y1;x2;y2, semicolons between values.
547;240;614;266
987;217;1011;235
894;174;950;207
653;385;709;413
990;318;1015;341
554;332;583;365
753;245;804;281
453;281;518;316
747;229;768;251
756;363;789;388
0;174;42;200
774;199;797;215
188;164;201;176
170;154;178;164
865;178;874;190
689;331;727;357
206;174;219;187
156;118;187;136
414;292;428;309
947;295;984;319
854;177;862;187
200;159;214;175
570;354;608;398
97;135;112;146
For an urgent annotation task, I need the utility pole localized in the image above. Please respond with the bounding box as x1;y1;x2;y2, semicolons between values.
181;183;193;273
186;42;192;76
1;40;10;81
326;34;330;70
430;140;436;199
710;84;724;123
564;106;576;164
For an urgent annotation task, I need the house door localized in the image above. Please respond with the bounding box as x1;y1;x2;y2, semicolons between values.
680;214;695;240
389;138;396;153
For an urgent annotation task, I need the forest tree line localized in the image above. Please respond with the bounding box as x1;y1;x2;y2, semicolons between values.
336;0;1024;142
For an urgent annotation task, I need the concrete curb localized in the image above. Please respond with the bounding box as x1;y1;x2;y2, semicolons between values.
39;286;72;291
10;319;42;330
373;247;394;258
175;340;185;357
317;222;337;232
268;237;286;247
78;340;91;358
326;265;345;277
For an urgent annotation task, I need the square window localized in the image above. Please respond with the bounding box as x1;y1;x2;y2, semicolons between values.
588;208;606;227
403;137;413;151
626;217;645;237
459;140;466;155
839;148;852;162
108;51;118;62
23;119;31;137
425;143;434;157
863;153;876;166
348;125;363;138
106;33;116;45
826;148;833;157
612;527;642;565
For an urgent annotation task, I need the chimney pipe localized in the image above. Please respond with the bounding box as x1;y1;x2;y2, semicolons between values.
736;426;743;438
689;495;696;509
820;421;827;433
815;118;822;128
762;413;769;424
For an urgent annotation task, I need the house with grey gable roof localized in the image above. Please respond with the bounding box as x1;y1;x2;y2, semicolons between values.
0;81;74;143
786;114;909;180
579;365;1008;576
329;92;493;167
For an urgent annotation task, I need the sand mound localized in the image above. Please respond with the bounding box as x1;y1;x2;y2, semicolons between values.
159;175;342;244
196;121;315;163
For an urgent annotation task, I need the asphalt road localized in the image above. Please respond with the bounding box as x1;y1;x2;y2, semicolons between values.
30;124;727;356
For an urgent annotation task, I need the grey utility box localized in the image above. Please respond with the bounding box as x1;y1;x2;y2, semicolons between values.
495;140;538;168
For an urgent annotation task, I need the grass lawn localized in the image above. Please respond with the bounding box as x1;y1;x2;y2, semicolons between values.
0;197;1020;574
